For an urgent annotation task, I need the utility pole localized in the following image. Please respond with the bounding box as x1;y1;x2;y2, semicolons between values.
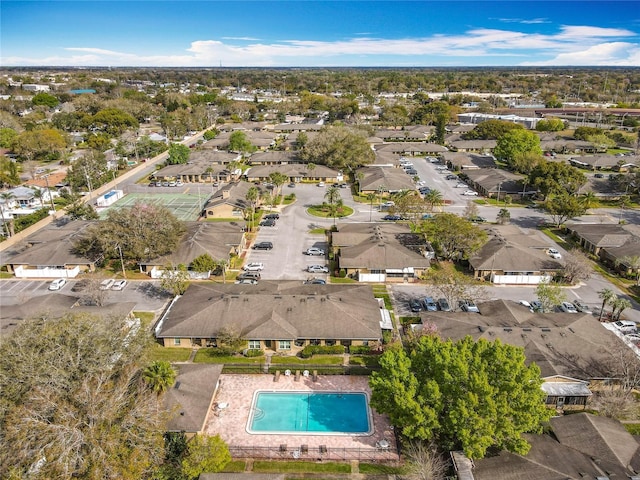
115;244;126;279
42;174;56;214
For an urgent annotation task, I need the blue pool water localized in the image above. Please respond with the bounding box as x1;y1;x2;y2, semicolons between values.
248;391;371;435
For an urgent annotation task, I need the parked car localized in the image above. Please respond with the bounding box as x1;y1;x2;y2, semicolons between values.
305;247;325;256
382;214;403;221
469;216;486;223
287;182;296;188
423;297;438;311
547;248;562;259
459;299;480;313
518;300;532;309
446;174;458;180
455;182;468;188
572;301;591;314
437;298;451;312
435;165;448;170
237;271;261;281
252;242;273;250
338;183;349;188
99;278;115;290
168;181;177;187
463;190;479;196
613;320;637;334
260;218;276;227
418;187;431;194
264;213;280;220
243;262;265;271
422;213;433;220
530;300;544;312
317;182;325;187
111;280;127;291
304;278;326;285
560;301;578;313
48;278;67;291
235;278;258;285
405;169;418;175
409;299;423;313
307;265;329;273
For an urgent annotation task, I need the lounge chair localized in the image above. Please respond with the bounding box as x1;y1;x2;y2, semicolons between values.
284;369;291;376
303;370;310;377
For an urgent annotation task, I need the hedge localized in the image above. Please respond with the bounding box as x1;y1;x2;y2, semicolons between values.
299;344;345;358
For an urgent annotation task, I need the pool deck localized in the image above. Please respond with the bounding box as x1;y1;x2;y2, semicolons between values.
205;374;398;460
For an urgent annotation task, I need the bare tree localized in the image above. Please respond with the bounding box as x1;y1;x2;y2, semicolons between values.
401;441;449;480
462;201;479;220
591;342;640;419
561;249;593;285
79;278;109;306
426;268;488;311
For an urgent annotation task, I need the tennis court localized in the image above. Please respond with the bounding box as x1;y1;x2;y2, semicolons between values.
99;193;206;221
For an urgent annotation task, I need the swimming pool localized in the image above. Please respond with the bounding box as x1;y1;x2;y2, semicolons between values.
247;391;373;435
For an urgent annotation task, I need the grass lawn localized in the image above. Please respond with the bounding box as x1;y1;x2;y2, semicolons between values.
309;227;327;234
252;461;351;473
222;460;246;472
307;204;354;218
270;355;344;365
349;355;380;367
148;344;192;362
329;276;357;284
359;463;405;474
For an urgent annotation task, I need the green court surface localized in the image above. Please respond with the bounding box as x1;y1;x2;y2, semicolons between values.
99;193;206;221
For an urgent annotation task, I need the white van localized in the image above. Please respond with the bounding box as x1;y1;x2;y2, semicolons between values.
613;320;637;334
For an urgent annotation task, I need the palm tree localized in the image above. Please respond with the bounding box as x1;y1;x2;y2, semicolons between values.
581;191;598;210
268;171;288;205
610;297;632;321
324;185;341;226
245;186;259;232
143;361;177;394
598;288;617;321
0;192;15;238
423;190;444;212
497;208;511;225
366;192;376;222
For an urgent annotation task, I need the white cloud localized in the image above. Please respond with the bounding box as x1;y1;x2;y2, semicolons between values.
1;24;638;66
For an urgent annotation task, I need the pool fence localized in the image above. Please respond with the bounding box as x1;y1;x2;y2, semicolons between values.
228;444;400;463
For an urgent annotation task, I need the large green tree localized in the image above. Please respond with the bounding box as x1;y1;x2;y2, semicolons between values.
12;128;68;162
416;213;488;260
493;129;543;168
228;130;256;154
73;202;185;264
300;126;374;172
528;161;587;199
542;193;587;227
462;120;524;140
370;336;552;459
181;434;231;479
66;149;110;192
31;92;59;108
0;314;165;479
167;142;190;165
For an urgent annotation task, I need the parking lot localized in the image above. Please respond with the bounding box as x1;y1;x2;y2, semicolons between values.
0;279;171;311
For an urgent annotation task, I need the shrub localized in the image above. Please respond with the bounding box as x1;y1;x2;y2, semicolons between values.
339;269;347;278
244;349;264;357
299;344;345;358
350;345;373;355
206;346;238;357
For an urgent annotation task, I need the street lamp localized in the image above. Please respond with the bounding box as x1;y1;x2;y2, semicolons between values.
42;174;57;214
115;244;126;279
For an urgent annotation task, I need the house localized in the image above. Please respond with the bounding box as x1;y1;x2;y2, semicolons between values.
457;112;541;129
154;282;382;352
333;223;433;282
1;294;136;335
375;142;448;156
541;375;592;410
569;154;639;171
202;182;266;220
139;222;246;278
420;299;625;380
447;139;497;153
163;364;223;437
356;166;416;195
565;223;640;275
441;152;496;171
4;220;99;278
468;413;640;480
248;151;300;165
469;225;563;284
244;163;341;184
461;168;526;199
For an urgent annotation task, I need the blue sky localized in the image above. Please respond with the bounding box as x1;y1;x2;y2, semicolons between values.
2;1;640;67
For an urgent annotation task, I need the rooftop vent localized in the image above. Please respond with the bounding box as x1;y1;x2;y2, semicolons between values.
503;328;512;332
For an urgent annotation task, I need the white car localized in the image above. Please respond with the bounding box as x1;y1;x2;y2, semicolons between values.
548;248;562;259
317;182;325;187
305;248;325;256
243;262;265;271
560;301;578;313
463;190;479;196
99;279;115;290
111;280;127;291
48;278;67;291
455;183;468;188
307;265;329;273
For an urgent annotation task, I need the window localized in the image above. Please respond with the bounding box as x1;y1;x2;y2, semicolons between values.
248;340;260;349
173;338;181;346
278;340;291;350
